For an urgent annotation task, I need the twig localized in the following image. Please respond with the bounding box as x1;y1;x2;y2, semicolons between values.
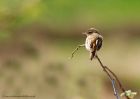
104;66;126;92
112;79;120;99
95;55;130;99
70;44;85;59
95;55;120;99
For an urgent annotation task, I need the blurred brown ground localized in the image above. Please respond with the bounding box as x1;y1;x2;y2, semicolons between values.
0;0;140;99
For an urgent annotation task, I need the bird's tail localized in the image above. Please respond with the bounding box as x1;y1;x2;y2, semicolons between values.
90;50;96;60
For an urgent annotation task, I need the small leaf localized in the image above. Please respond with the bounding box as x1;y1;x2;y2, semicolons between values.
120;90;137;99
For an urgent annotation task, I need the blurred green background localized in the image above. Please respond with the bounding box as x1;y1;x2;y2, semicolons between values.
0;0;140;99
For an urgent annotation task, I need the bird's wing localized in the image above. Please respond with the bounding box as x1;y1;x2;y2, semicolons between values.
96;36;103;51
90;36;98;49
90;39;96;49
90;38;97;60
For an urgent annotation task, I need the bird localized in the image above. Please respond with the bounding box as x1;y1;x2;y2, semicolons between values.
83;27;103;60
70;27;103;60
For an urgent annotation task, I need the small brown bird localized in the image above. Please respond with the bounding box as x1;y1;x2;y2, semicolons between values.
83;28;103;60
70;27;103;60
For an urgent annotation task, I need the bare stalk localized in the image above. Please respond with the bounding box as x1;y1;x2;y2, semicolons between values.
95;55;130;99
70;44;85;59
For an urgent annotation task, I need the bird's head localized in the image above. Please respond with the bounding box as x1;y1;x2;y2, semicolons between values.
83;28;99;36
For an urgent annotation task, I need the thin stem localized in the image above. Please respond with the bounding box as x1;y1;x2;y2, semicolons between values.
95;55;130;99
104;66;125;92
112;79;120;99
95;55;120;99
70;44;85;59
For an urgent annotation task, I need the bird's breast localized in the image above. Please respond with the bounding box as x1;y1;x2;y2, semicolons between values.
85;37;92;51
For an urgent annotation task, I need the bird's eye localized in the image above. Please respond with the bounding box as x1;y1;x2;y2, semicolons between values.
88;31;93;34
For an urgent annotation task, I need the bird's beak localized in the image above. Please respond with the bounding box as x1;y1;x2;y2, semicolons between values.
82;32;87;35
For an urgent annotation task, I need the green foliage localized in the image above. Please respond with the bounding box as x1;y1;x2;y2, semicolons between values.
0;0;140;36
